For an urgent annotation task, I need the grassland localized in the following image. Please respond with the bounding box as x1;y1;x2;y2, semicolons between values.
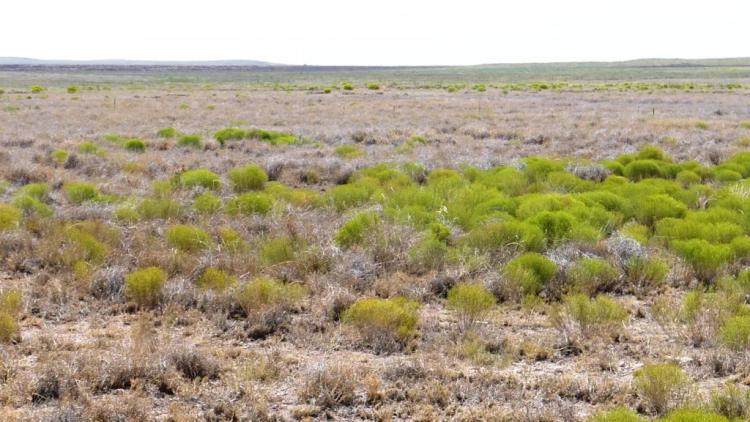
1;63;750;421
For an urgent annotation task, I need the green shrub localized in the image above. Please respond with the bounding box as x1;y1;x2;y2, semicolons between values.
18;183;49;201
503;252;557;296
461;221;545;254
67;85;78;94
177;134;202;148
634;363;688;415
588;407;645;422
446;283;496;329
658;409;728;422
179;169;221;190
124;138;146;152
671;239;733;280
245;128;299;145
696;120;709;130
632;194;687;227
0;313;18;343
562;294;628;336
157;127;177;138
0;289;22;342
192;192;222;214
136;198;182;219
260;236;297;266
528;210;575;246
326;184;373;211
710;383;750;420
720;315;750;350
228;164;268;192
234;277;305;315
214;127;247;145
51;149;69;165
567;257;619;295
626;256;669;291
0;204;21;231
637;145;670;161
676;170;701;186
342;82;353;90
334;144;364;159
125;267;167;308
30;85;45;93
715;168;742;183
166;225;212;252
623;160;667;180
13;195;53;217
78;142;101;155
226;192;273;215
114;207;140;223
64;182;100;204
342;296;419;352
219;227;248;253
366;82;380;90
196;268;236;292
335;211;380;248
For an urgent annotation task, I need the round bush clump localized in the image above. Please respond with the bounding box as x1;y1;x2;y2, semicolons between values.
0;204;22;230
342;296;419;352
633;362;688;415
125;267;167;308
226;192;273;215
192;192;222;215
124;138;146;152
260;236;297;266
166;224;212;252
720;315;750;351
567;257;619;295
446;283;496;329
503;252;557;296
63;181;100;204
196;268;236;292
228;164;268;193
157;127;177;138
179;169;221;190
177;134;202;148
234;277;306;316
335;211;380;248
461;221;545;254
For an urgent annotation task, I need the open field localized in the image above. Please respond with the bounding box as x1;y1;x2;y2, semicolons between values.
1;65;750;421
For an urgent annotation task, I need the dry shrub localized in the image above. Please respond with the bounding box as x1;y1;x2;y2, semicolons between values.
298;362;356;409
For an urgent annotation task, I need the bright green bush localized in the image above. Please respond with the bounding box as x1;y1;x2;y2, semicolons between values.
334;144;364;159
632;194;687;226
0;204;21;231
136;198;182;219
567;257;619;295
177;134;202;148
658;409;728;422
226;192;273;215
672;239;733;280
720;315;750;351
13;195;53;217
366;82;380;90
125;267;167;308
407;234;450;273
214;127;247;145
245;128;299;145
67;85;78;94
228;164;268;192
179;169;221;190
30;85;45;93
588;407;645;422
446;283;496;328
114;207;140;222
326;184;374;211
260;236;297;266
503;252;557;296
192;192;222;214
709;383;750;420
157;127;177;138
218;227;248;253
196;268;236;292
78;142;101;155
334;211;380;248
64;182;100;204
51;149;69;165
528;210;575;245
626;256;669;290
637;145;670;161
461;220;545;254
234;277;305;315
124;138;146;152
342;296;419;352
634;363;688;415
166;225;212;252
563;294;628;336
676;170;701;186
623;160;668;180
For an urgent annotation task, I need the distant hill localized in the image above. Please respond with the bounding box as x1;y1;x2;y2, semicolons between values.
0;57;276;66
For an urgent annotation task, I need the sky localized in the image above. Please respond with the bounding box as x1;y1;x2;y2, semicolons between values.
2;0;749;66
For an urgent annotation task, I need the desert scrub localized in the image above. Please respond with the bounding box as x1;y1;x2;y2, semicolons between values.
13;194;53;217
710;383;750;420
157;127;177;138
30;85;45;93
214;127;247;145
125;267;167;308
633;362;688;415
560;294;628;338
587;407;645;422
63;181;100;204
260;236;298;266
334;144;364;159
196;267;236;292
51;149;69;165
0;289;21;343
114;206;139;223
177;134;202;148
335;211;380;248
659;409;728;422
192;192;222;214
123;138;146;152
234;277;306;316
671;239;733;280
78;142;102;155
179;168;221;190
219;227;249;253
0;204;21;231
626;256;669;291
567;257;619;295
446;283;496;329
166;225;212;252
342;296;419;352
503;252;557;297
326;184;375;211
366;82;380;90
226;192;273;215
632;194;687;227
228;164;268;192
136;197;182;219
719;315;750;350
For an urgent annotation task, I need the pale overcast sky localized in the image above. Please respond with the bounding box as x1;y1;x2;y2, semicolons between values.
3;0;749;65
